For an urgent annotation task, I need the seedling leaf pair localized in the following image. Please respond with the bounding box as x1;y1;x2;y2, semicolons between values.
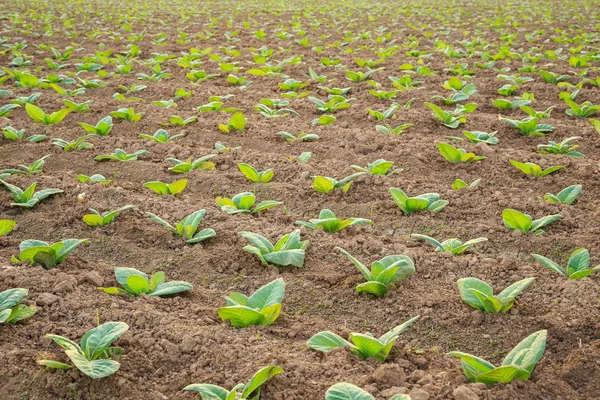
13;239;88;269
0;288;37;324
502;209;562;235
531;248;600;279
218;278;285;327
146;209;215;244
216;192;282;214
296;209;372;233
99;267;193;296
389;188;448;214
457;277;535;312
239;230;308;268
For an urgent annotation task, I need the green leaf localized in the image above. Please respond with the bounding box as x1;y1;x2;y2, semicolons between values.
531;254;566;276
0;219;16;237
246;278;285;310
37;360;72;370
356;281;389;297
66;349;121;379
325;383;375;400
25;103;46;123
150;281;193;296
126;275;149;295
457;278;494;311
313;176;336;194
217;305;265;327
238;164;260;182
184;384;230;400
241;366;283;398
80;321;129;360
449;352;495;382
144;181;169;195
263;249;305;267
307;331;352;352
502;209;532;233
502;330;547;373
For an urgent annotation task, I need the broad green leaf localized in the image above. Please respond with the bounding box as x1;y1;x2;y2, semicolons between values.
37;360;72;370
80;321;129;360
238;164;260;182
307;331;352;352
247;278;285;309
66;349;120;379
126;275;149;295
502;209;532;233
325;383;375;400
241;366;284;398
150;281;193;296
217;305;265;327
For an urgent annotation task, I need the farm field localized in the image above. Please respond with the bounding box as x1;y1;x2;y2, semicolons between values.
1;0;600;399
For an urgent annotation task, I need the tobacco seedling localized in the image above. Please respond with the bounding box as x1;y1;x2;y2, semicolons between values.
99;267;192;296
95;149;148;162
411;234;487;255
390;75;422;91
0;104;20;117
375;123;414;135
239;230;308;268
168;155;216;173
389;188;448;214
542;184;581;205
307;316;419;361
25;104;71;125
537;137;583;157
109;107;143;122
438;142;486;163
351;159;398;176
366;103;400;121
325;383;409;400
449;330;547;384
2;155;49;175
218;278;285;327
52;134;95;152
12;239;87;269
0;219;16;237
462;131;498;145
345;68;381;82
140;129;183;143
166;115;197;126
425;102;476;128
38;321;129;379
3;126;46;142
564;99;600;117
144;179;188;195
309;96;355;113
0;180;63;208
238;164;273;183
457;277;535;313
185;365;283;399
83;205;136;227
146;209;215;243
63;100;92;113
502;209;562;235
79;116;113;136
78;174;111;184
216;192;282;214
0;288;36;324
255;103;298;118
219;112;246;133
539;70;570;84
500;117;553;136
276;131;319;142
452;179;481;191
491;99;531;110
532;248;599;279
336;247;414;297
295;209;372;233
313;172;366;194
186;70;218;83
520;105;555;119
510;160;565;177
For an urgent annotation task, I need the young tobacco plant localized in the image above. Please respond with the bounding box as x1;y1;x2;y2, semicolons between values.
218;278;285;327
12;239;87;269
449;330;547;384
325;383;409;400
63;99;92;113
425;102;476;128
144;179;188;195
502;209;562;235
216;192;282;214
79;116;113;136
109;107;143;122
0;288;36;324
437;142;486;163
146;209;215;243
542;184;581;205
140;129;183;143
296;209;372;233
537;137;583;157
219;112;246;133
510;160;565;177
345;68;381;82
38;321;129;379
2;155;49;175
500;117;553;137
25;104;71;125
452;179;481;191
185;365;283;400
83;205;136;227
564;99;600;117
351;159;398;175
238;164;273;183
313;172;366;194
166;115;197;127
457;277;535;313
520;105;555;119
99;267;192;297
375;123;414;135
255;103;298;118
78;174;111;184
462;130;498;145
0;219;16;237
411;234;487;255
0;180;63;208
491;98;531;110
389;188;448;215
366;103;400;121
531;248;599;279
307;316;419;362
168;155;216;173
276;131;319;142
239;230;308;268
52;134;95;152
336;247;415;297
3;126;46;142
95;149;148;162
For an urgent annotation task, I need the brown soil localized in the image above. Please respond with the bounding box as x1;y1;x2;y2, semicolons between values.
1;1;599;399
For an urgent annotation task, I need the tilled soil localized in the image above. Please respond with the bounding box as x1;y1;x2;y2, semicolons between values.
0;1;599;399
